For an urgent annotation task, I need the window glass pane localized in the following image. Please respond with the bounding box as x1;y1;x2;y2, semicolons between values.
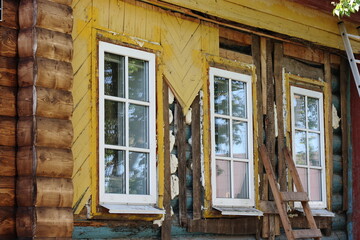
104;53;125;98
128;58;148;101
216;160;231;198
105;100;125;146
297;167;308;193
214;76;229;115
233;121;248;159
105;149;125;194
215;117;230;157
232;80;247;118
233;162;249;199
309;132;321;166
307;97;320;130
294;94;306;128
129;104;149;148
294;130;307;165
310;169;322;201
129;152;149;195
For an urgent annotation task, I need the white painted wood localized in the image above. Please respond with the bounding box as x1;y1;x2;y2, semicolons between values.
102;204;165;214
209;67;254;208
99;41;157;206
213;206;263;216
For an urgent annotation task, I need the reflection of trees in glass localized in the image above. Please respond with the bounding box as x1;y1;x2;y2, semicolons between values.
105;100;124;146
105;53;124;97
307;97;319;130
215;118;230;156
129;152;148;195
214;77;229;115
232;81;246;118
129;104;148;149
105;149;125;194
129;58;148;101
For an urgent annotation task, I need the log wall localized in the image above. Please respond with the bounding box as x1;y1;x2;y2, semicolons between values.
16;0;74;238
0;1;19;239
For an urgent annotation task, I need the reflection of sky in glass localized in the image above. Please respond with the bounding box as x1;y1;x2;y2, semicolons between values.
129;104;149;148
294;94;306;128
105;100;125;146
295;130;307;165
307;97;319;130
232;81;246;118
233;121;247;159
128;58;148;102
309;133;321;166
129;152;149;195
215;118;230;157
104;53;124;98
105;149;125;194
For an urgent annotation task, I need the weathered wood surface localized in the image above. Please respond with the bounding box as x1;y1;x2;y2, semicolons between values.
17;177;73;207
0;117;16;147
18;58;73;90
283;57;324;80
0;86;16;117
1;0;19;29
18;86;73;119
0;207;16;237
161;80;171;240
17;207;73;238
0;147;16;177
175;102;187;226
19;0;73;34
191;95;201;220
17;146;73;178
17;117;73;148
188;218;260;234
0;56;17;87
18;28;73;62
0;177;15;207
0;27;18;58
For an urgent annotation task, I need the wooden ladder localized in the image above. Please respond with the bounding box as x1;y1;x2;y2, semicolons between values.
259;145;322;239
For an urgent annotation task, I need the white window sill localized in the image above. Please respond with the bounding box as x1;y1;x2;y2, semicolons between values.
101;204;165;215
213;206;263;216
295;208;335;217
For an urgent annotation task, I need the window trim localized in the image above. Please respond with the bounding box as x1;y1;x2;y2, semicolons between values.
209;67;255;208
98;41;157;206
290;86;327;209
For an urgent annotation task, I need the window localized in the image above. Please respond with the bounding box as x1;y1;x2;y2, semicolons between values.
98;42;157;207
209;67;254;207
291;86;326;209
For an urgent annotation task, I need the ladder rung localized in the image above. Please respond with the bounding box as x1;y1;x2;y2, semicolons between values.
347;33;360;41
355;59;360;64
280;192;309;202
293;229;322;239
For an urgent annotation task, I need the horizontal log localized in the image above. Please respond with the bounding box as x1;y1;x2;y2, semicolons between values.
332;213;346;230
188;218;259;234
290;216;332;229
0;146;16;176
0;116;16;147
0;207;16;237
333;154;342;175
18;57;73;90
19;0;73;34
17;117;73;148
0;176;15;207
0;27;18;57
18;28;73;62
18;86;73;119
333;134;342;155
332;193;343;212
43;0;73;6
0;86;16;117
16;207;34;237
219;26;252;46
17;146;73;178
17;177;34;207
332;173;343;194
284;42;324;64
2;0;19;29
0;56;17;87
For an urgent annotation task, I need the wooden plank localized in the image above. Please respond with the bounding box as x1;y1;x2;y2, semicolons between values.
191;95;201;220
219;49;253;64
259;200;279;214
0;27;17;57
283;57;324;81
0;56;17;87
219;26;252;46
324;53;333;211
19;0;73;34
0;116;16;147
260;37;267;114
274;42;286;192
0;146;15;176
18;28;73;62
188;218;259;235
175;102;187;226
161;80;171;239
283;42;324;64
293;229;322;238
340;57;349;210
18;57;73;90
280;192;309;202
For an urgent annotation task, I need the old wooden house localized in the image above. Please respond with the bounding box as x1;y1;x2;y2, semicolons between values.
1;0;360;239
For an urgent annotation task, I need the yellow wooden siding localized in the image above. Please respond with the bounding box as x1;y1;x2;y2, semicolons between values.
161;0;360;53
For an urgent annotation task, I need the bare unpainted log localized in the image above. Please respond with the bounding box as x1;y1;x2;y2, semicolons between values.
18;86;73;119
17;117;73;148
2;0;19;29
0;27;18;58
0;117;16;147
19;0;73;34
18;57;73;90
0;56;17;87
17;207;73;238
0;177;15;207
0;207;16;237
17;146;73;178
0;86;16;117
0;146;15;177
18;28;73;62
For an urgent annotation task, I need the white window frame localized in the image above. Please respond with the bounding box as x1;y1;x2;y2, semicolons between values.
98;41;157;206
209;67;254;207
0;0;3;22
290;86;327;209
